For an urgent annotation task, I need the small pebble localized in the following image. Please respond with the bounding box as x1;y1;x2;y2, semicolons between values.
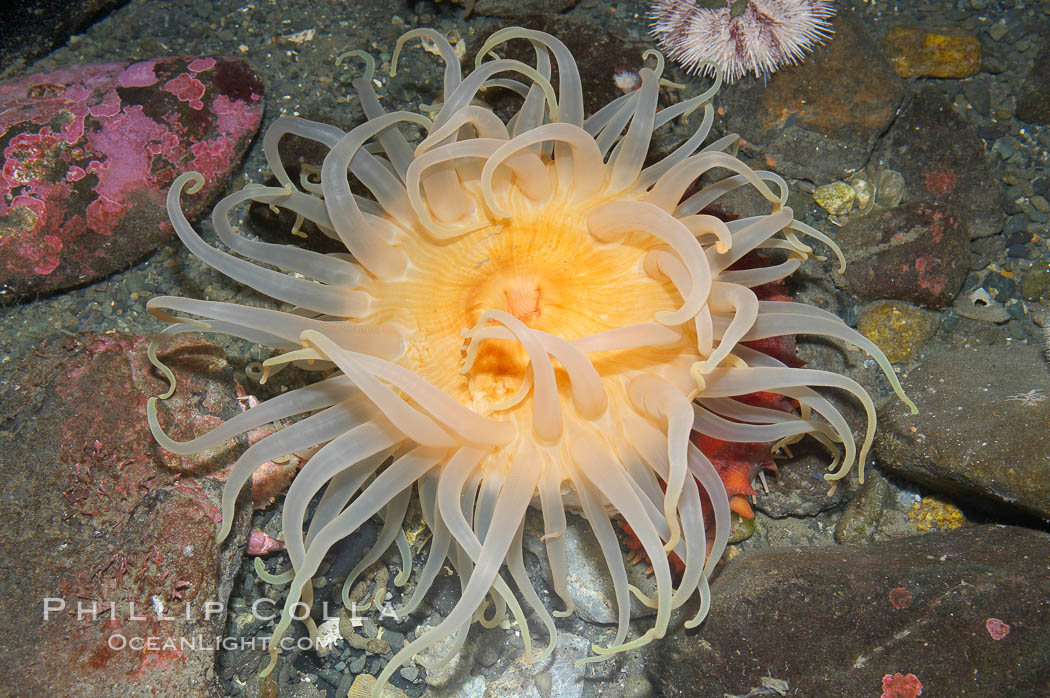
1006;231;1029;247
993;136;1018;159
1007;318;1028;339
624;675;656;698
1005;214;1028;235
813;181;856;215
983;272;1017;300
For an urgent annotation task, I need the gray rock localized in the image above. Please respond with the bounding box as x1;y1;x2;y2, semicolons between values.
754;444;851;518
418;621;478;689
1017;40;1050;124
432;675;486;698
876;344;1050;519
960;77;991;115
521;509;658;626
646;525;1050;697
623;674;655;698
482;631;590;698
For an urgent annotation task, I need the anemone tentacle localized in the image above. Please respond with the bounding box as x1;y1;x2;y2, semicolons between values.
147;26;914;698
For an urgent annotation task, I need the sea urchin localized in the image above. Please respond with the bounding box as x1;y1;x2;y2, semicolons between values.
148;27;912;695
650;0;836;82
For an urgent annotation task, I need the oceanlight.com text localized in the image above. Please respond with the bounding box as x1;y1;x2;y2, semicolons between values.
106;634;317;653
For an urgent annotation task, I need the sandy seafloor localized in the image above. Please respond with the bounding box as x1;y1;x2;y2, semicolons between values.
1;0;1049;696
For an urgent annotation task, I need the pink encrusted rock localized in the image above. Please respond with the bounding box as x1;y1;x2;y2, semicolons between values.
836;200;970;309
0;332;251;696
0;57;263;298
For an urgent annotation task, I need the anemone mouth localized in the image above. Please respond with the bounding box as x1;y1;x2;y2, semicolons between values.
146;26;914;697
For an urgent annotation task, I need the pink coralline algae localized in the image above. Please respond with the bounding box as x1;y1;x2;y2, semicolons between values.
163;73;207;110
924;166;957;197
881;672;923;698
888;587;912;609
0;57;264;298
985;617;1010;640
4;332;248;695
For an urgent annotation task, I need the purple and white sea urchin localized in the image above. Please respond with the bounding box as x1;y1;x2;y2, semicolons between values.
651;0;836;83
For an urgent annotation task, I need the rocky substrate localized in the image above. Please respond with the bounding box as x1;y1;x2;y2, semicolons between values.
2;0;1049;696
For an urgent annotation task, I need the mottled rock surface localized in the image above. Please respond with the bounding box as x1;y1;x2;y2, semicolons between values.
647;525;1050;697
875;344;1050;520
834;470;905;545
0;332;250;696
0;56;263;298
1017;39;1050;124
481;631;590;698
719;8;904;183
874;86;1001;239
837;200;969;308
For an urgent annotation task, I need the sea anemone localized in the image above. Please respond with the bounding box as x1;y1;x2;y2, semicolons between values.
650;0;836;83
147;27;914;694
